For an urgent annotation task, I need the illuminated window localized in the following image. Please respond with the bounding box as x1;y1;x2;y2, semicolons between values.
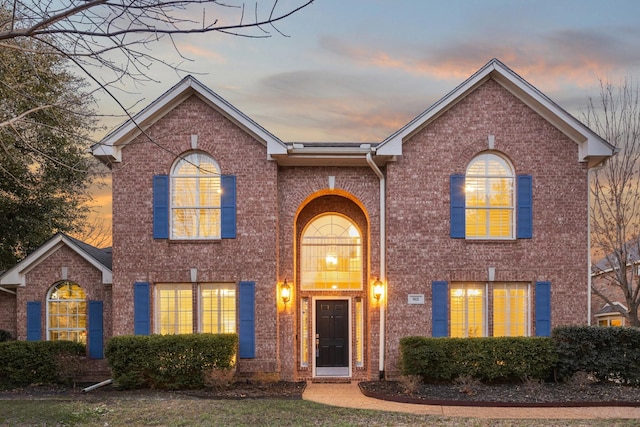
355;297;364;367
171;152;221;239
200;284;236;333
155;284;193;334
450;284;485;337
300;297;309;368
493;283;529;336
465;153;514;239
47;281;86;343
300;214;362;290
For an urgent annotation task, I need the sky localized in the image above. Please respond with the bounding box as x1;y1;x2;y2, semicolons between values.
87;0;640;245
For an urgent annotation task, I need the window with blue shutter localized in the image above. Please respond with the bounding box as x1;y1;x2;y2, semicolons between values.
238;281;255;358
221;175;237;239
450;175;465;238
134;282;151;335
517;175;533;239
88;300;104;359
153;175;169;239
432;281;449;337
26;301;41;341
535;281;551;337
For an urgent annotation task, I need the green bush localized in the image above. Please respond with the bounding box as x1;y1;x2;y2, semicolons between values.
552;326;640;385
0;340;85;387
105;333;237;389
399;336;557;383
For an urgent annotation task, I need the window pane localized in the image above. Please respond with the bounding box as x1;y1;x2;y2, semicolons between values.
47;282;87;344
300;298;309;368
450;284;485;338
465;154;514;239
493;283;528;337
301;215;362;290
156;284;193;334
200;284;236;334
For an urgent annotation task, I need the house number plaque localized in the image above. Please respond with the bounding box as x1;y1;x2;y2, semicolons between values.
408;294;425;304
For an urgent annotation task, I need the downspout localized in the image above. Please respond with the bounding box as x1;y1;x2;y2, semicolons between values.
366;151;386;380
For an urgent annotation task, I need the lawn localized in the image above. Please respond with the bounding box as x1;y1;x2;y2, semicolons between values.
0;398;638;427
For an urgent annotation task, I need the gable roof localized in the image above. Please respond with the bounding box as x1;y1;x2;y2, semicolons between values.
376;58;617;168
0;233;112;287
92;75;288;165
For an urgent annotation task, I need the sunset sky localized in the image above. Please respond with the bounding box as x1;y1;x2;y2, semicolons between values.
88;0;640;245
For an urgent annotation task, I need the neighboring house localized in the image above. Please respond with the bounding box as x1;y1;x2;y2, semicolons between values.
0;59;615;381
591;244;640;326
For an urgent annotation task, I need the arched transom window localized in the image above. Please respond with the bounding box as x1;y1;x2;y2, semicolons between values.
301;214;362;290
47;281;86;343
171;152;221;239
465;153;514;239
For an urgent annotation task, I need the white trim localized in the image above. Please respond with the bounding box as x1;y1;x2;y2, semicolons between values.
312;296;352;378
0;234;112;286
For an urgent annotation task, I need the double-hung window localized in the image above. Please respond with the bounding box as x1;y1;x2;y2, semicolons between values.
47;281;87;343
465;153;514;239
171;152;221;239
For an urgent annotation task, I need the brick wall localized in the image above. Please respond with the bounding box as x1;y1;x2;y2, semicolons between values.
0;291;16;338
15;245;109;342
111;95;280;373
384;79;590;376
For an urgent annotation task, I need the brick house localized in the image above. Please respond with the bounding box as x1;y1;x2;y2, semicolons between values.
0;59;615;381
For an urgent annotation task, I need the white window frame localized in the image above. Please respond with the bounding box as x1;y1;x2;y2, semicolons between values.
492;283;531;337
46;281;87;343
199;283;237;334
465;152;515;240
155;283;193;334
170;151;222;240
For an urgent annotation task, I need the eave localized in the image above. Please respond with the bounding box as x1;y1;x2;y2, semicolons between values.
270;143;393;167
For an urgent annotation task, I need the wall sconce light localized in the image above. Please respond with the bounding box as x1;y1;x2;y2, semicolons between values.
281;279;291;305
373;277;384;302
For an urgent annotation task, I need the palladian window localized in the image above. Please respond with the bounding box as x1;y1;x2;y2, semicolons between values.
465;153;514;239
47;281;87;343
300;214;362;290
171;152;221;239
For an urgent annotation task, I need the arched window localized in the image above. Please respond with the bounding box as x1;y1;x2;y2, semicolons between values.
47;281;87;343
465;153;514;239
301;214;362;290
171;152;221;239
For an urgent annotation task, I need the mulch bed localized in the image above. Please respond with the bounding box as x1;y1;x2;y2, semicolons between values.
359;380;640;407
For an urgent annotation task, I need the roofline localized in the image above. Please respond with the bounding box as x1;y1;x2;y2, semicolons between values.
0;233;112;286
91;75;287;165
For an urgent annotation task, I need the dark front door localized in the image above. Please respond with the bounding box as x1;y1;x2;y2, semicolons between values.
316;300;348;367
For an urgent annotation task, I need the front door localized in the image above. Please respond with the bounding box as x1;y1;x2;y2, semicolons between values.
316;300;349;371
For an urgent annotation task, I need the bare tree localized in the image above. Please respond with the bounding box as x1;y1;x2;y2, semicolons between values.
587;78;640;326
0;0;312;259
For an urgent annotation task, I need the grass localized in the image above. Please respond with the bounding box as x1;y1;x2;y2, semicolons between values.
0;398;639;427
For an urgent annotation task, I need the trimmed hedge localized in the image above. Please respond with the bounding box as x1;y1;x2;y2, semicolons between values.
400;336;557;383
553;326;640;385
105;333;237;389
0;340;86;387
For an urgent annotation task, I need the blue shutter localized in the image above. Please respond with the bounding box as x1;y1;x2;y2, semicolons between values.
26;301;41;341
238;281;255;358
535;281;551;337
450;174;465;238
432;281;449;337
517;175;533;239
221;175;236;239
88;300;104;359
153;175;169;239
134;282;151;335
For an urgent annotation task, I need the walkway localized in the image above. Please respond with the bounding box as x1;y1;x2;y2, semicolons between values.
302;382;640;420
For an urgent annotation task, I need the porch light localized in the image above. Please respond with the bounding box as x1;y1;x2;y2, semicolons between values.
281;279;291;305
373;277;384;302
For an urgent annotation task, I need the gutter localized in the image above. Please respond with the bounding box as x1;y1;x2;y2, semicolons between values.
366;151;386;380
587;159;608;325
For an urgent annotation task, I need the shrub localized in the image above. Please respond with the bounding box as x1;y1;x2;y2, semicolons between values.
105;333;237;390
0;340;85;387
399;336;557;383
552;326;640;385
